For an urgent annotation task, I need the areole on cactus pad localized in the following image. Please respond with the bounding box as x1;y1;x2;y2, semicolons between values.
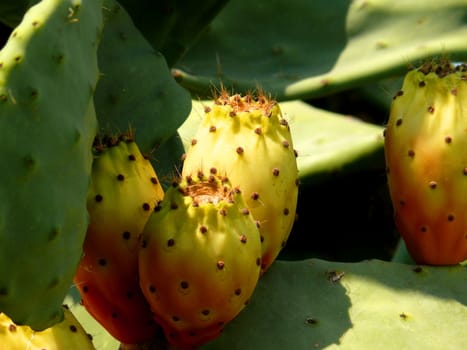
138;173;262;349
384;59;467;265
74;135;164;344
181;91;299;274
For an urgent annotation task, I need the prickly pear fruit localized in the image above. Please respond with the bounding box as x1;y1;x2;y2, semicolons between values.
181;92;299;273
384;60;467;265
74;136;164;344
139;173;262;349
0;0;102;329
0;305;95;349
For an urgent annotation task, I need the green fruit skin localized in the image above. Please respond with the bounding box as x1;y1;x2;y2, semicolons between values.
384;62;467;265
181;93;299;274
74;138;164;344
0;0;102;329
139;174;262;349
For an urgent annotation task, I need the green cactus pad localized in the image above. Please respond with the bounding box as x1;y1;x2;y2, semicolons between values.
179;100;385;186
116;0;230;66
173;0;467;100
0;0;102;330
94;0;191;155
202;259;467;350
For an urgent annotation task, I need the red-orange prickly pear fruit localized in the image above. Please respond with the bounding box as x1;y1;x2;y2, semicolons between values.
384;60;467;265
74;136;164;343
181;91;299;274
139;173;262;349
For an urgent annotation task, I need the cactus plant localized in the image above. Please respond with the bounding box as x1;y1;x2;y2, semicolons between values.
0;0;466;349
0;0;102;330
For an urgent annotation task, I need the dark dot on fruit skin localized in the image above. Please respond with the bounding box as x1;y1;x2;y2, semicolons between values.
128;154;136;161
142;203;151;211
234;288;242;296
191;139;197;146
117;174;125;181
219;209;227;216
283;208;290;215
241;208;250;215
98;258;107;266
272;168;280;176
427;106;435;113
204;106;211;113
126;291;134;299
201;309;210;316
408;150;415;158
420;226;427;233
399;200;406;206
199;226;208;234
151;177;158;184
229;111;236;117
149;285;156;293
167;239;175;247
444;136;452;144
448;214;455;222
236;146;244;154
83;286;89;293
396;118;403;126
112;312;118;319
429;181;437;189
209;126;217;132
464;168;467;175
419;81;426;87
170;203;178;210
95;194;103;202
256;258;261;266
255;127;262;135
180;281;189;289
282;140;290;148
280;119;288;126
69;325;78;332
240;235;247;243
210;167;217;174
172;316;180;322
8;324;16;332
260;235;264;243
217;261;225;270
122;231;131;240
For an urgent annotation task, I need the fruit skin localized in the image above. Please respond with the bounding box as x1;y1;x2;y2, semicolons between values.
74;136;164;344
0;0;102;329
139;173;262;349
0;305;95;349
181;92;299;273
384;60;467;265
